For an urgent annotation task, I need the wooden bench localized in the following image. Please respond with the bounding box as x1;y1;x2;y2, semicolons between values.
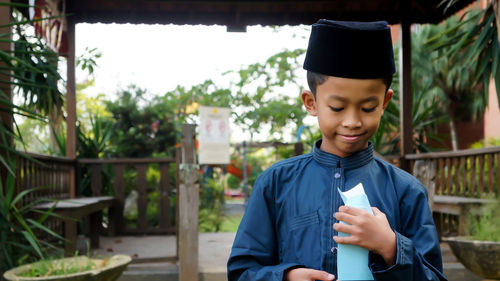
33;196;117;255
433;195;496;236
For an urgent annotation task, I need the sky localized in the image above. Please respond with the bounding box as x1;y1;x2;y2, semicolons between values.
76;23;310;96
74;23;314;141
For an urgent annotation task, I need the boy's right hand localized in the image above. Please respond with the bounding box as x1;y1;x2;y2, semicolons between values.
286;268;335;281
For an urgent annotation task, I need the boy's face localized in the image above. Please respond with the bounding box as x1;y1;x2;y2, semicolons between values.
302;76;393;158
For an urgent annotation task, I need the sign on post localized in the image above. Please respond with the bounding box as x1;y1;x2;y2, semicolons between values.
198;106;230;164
30;0;68;54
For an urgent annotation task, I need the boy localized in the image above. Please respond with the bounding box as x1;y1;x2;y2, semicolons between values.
227;20;446;281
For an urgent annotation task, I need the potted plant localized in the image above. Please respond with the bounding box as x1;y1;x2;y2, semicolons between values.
444;200;500;280
3;254;132;281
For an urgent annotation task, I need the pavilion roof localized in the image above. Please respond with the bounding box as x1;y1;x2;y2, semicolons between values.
64;0;475;29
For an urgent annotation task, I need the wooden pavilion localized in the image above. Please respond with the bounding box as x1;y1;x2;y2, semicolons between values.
3;1;498;280
8;0;473;173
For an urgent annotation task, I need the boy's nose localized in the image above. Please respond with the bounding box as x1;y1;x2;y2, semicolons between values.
341;111;362;128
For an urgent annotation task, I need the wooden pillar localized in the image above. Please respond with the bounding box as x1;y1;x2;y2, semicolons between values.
66;17;77;197
294;142;304;156
0;0;12;136
178;124;199;281
0;0;13;190
399;20;412;172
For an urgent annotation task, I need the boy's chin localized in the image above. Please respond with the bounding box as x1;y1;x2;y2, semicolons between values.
337;141;370;155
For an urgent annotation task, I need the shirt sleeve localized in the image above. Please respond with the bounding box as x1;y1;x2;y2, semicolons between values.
227;173;304;281
368;181;448;281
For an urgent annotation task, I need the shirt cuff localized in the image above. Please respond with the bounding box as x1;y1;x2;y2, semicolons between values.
279;263;306;281
369;231;413;274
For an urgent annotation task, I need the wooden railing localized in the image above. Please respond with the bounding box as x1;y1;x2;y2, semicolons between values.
405;146;500;236
17;152;76;206
78;157;178;235
16;150;179;237
406;146;500;199
16;152;76;240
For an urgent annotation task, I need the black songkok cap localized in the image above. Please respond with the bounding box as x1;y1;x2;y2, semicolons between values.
303;19;396;79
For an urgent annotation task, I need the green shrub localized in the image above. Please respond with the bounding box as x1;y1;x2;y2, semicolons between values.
199;178;225;232
226;174;241;190
469;201;500;242
470;137;500;149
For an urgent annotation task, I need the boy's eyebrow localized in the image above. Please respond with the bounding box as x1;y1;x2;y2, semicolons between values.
360;96;380;103
328;95;380;103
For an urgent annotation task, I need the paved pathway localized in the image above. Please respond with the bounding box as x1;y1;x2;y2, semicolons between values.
90;233;482;281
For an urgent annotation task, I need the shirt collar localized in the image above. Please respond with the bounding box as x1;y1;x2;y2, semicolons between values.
312;139;374;169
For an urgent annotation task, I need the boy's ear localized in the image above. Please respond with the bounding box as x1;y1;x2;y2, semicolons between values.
302;90;318;116
382;89;393;110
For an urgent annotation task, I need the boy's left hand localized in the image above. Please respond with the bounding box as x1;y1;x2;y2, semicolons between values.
333;206;397;266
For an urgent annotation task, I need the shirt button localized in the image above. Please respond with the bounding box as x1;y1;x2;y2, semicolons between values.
334;173;341;179
331;247;338;254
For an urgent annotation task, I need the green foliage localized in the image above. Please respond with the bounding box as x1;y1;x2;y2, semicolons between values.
422;15;487;122
0;158;63;273
469;201;500;242
105;86;177;158
77;47;102;76
18;255;102;277
199;178;225;232
226;174;240;190
219;214;243;232
373;19;477;154
375;76;448;154
14;117;50;153
275;145;295;160
7;10;64;118
13;54;106;156
297;125;322;154
470;137;500;149
77;81;112;126
77;115;114;159
225;48;308;138
121;163;177;229
160;48;308;141
0;3;65;274
427;4;499;112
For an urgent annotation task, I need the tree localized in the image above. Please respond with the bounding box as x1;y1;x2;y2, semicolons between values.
161;48;308;143
105;85;177;157
372;26;452;154
426;3;500;149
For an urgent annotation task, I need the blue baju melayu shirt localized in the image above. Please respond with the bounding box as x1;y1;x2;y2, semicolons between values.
227;140;447;281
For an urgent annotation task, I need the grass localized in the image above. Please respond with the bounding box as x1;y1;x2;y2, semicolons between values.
220;214;243;232
19;257;107;277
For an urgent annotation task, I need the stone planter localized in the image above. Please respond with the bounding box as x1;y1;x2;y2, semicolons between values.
3;255;131;281
444;236;500;280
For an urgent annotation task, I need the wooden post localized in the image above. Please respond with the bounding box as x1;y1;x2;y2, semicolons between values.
294;142;304;156
111;164;125;235
159;163;171;230
64;217;77;256
0;0;12;126
399;20;412;172
178;124;199;281
0;1;13;191
66;17;77;198
136;164;148;230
